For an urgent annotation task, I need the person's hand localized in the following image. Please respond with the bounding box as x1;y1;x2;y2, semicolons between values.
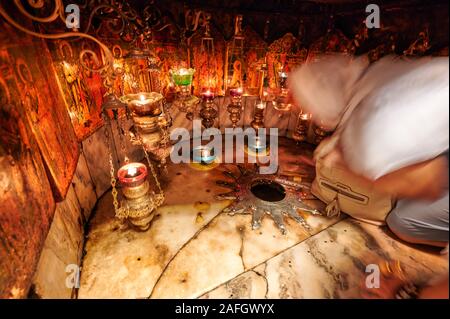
358;260;409;299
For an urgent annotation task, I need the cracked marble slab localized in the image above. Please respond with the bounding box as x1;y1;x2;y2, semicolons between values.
78;194;230;298
78;137;342;299
150;211;341;298
200;219;448;299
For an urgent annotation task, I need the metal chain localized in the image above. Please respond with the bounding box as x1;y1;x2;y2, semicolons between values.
103;112;165;218
137;133;164;199
109;151;120;213
104;124;121;214
116;114;129;163
143;145;164;195
158;98;171;148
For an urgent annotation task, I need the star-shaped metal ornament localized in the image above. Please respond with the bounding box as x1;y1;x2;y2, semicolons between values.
215;164;322;235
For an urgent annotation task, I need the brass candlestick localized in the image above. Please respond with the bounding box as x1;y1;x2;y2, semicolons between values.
227;87;243;128
273;70;292;112
250;100;267;130
199;91;218;128
170;68;199;120
292;112;311;143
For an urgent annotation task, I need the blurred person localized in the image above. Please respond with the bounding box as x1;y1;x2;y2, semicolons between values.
289;54;449;298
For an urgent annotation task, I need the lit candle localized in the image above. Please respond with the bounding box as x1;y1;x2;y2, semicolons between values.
249;136;266;151
124;92;163;116
293;112;311;142
256;101;266;110
193;146;215;164
171;68;195;86
201;149;210;158
300;113;311;120
126;166;138;178
229;87;243;97
118;162;148;188
201;90;215;100
133;93;151;107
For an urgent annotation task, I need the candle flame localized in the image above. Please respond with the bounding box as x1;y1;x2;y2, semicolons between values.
201;150;210;157
300;113;312;120
179;68;188;75
127;166;138;176
139;94;146;101
257;102;266;109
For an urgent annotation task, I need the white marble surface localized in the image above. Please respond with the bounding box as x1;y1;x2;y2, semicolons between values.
150;210;340;299
201;219;448;299
78;137;448;299
79;194;231;298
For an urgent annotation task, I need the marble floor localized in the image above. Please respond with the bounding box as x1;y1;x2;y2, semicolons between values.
78;138;448;299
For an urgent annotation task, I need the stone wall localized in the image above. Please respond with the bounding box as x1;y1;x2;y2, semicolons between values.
30;121;142;298
1;0;448;299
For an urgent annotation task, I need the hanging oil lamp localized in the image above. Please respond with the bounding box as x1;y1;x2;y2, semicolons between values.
227;87;243;128
116;162;162;231
120;92;172;171
199;90;218;128
170;67;199;120
117;46;172;171
102;95;165;232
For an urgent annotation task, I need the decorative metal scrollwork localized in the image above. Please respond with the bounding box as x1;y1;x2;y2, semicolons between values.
0;0;116;93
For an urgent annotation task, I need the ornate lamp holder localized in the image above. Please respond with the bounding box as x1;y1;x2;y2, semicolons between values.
0;0;171;232
102;95;165;232
227;87;243;128
273;70;293;112
170;68;199;120
120;92;172;170
250;100;267;130
199;90;218;128
116;162;163;231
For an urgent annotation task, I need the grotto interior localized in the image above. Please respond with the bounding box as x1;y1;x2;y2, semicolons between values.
0;0;448;300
